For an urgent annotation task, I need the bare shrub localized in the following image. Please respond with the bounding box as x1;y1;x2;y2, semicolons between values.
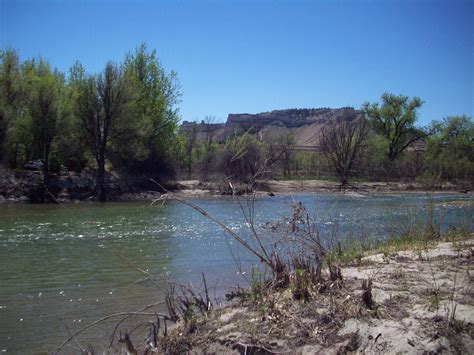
155;180;345;308
319;116;369;187
361;279;374;309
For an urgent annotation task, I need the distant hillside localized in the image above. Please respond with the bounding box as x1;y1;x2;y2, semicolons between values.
181;107;363;149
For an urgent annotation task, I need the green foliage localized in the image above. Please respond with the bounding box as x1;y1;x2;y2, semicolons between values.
363;93;425;163
75;62;130;200
0;49;24;163
51;62;89;172
1;47;472;193
290;268;311;301
116;43;182;176
0;51;67;185
361;132;387;179
422;116;474;184
249;266;270;303
173;133;190;175
3;111;33;166
24;59;65;170
221;132;265;181
0;45;182;191
291;151;328;178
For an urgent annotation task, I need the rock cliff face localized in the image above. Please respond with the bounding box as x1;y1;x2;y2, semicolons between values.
181;107;363;148
227;107;361;129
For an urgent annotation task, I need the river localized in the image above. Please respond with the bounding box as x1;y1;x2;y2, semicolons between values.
0;192;472;353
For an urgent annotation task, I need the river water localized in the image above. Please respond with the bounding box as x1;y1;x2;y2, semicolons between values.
0;192;472;353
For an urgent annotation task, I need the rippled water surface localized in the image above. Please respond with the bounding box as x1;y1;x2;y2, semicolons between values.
0;193;472;353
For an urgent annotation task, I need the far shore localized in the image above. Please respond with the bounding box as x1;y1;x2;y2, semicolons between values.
173;179;472;198
0;168;472;204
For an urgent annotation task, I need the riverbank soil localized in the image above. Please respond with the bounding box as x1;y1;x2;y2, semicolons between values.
174;179;471;197
0;169;161;202
165;238;473;354
0;167;471;202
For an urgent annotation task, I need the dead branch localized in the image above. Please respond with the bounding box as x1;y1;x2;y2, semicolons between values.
55;311;171;354
108;301;167;349
152;189;272;268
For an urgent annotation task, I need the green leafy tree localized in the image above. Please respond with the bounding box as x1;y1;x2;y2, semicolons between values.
119;43;181;177
52;61;89;172
0;49;22;162
424;116;473;182
362;131;389;179
76;62;130;201
4;111;33;167
363;93;425;162
25;59;66;196
221;132;265;182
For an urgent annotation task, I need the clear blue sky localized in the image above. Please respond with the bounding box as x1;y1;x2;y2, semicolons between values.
1;0;472;125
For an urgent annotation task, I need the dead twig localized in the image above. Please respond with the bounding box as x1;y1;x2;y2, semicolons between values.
150;179;272;268
55;311;171;354
108;301;167;350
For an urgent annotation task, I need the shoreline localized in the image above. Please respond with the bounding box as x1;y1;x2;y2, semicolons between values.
175;179;472;197
156;236;474;354
0;168;471;204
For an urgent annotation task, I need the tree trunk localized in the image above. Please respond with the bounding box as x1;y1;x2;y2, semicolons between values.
42;142;51;202
12;143;18;168
340;176;348;186
187;158;192;180
97;153;106;202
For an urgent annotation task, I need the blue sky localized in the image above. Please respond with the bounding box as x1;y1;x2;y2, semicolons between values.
1;0;472;125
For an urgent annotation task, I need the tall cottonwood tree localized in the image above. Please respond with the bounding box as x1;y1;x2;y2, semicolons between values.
0;49;22;162
424;115;474;181
319;117;369;186
26;60;65;197
363;93;425;162
119;43;181;176
76;62;129;201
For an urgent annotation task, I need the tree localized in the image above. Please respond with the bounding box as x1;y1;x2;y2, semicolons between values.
25;59;65;198
54;61;89;173
221;132;264;182
184;122;197;179
263;131;295;178
362;93;425;162
319;117;369;186
0;49;22;162
76;62;129;201
201;115;217;180
424;116;473;182
118;43;181;177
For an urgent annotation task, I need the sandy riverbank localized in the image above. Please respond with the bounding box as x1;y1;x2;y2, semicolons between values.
163;237;474;354
173;179;471;198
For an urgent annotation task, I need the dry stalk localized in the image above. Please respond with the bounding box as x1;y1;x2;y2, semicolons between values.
55;311;171;354
151;186;273;268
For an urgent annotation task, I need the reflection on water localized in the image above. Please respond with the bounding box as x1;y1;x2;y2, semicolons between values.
0;193;472;352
